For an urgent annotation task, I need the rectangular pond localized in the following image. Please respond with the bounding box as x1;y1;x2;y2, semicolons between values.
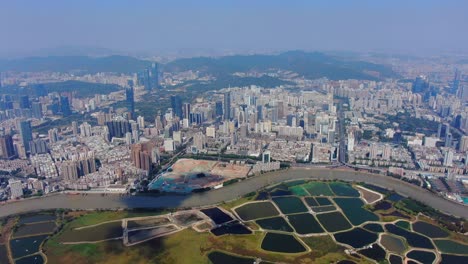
200;208;233;225
10;235;48;259
334;198;378;225
287;213;324;234
272;197;308;214
302;182;334;196
316;211;352;232
234;201;279;221
13;222;56;238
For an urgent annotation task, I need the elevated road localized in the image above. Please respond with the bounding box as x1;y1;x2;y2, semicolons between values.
1;168;467;219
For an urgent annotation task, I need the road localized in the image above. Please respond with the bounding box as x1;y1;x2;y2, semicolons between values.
1;167;467;219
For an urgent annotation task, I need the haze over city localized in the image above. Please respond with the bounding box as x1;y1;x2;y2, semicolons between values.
1;0;468;57
0;1;468;264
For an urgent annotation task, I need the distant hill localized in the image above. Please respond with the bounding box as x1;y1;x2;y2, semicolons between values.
1;81;122;98
0;55;152;74
0;51;398;81
165;51;398;80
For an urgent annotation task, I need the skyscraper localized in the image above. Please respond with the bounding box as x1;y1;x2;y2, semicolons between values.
144;68;151;91
125;81;135;118
182;103;191;119
31;102;42;119
131;143;152;171
60;96;71;116
171;95;183;119
150;63;160;90
223;92;231;120
18;120;33;152
412;76;429;94
452;68;460;95
0;135;16;159
215;101;223;117
19;95;30;109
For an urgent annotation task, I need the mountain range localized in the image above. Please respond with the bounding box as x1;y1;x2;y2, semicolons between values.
0;51;398;80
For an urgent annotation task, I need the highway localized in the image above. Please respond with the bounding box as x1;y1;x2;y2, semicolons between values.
1;167;467;219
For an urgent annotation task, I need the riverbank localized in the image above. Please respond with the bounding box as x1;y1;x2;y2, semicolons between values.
1;167;467;219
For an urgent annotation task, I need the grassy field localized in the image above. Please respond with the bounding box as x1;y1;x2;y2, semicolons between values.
45;219;356;264
65;210;166;229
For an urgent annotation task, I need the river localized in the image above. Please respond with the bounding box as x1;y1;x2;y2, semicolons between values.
1;167;467;219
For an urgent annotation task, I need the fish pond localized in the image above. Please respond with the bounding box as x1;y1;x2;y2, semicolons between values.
316;211;352;232
334;198;378;225
15;254;44;264
13;222;56;238
407;250;436;264
261;233;306;253
412;221;449;238
10;235;48;259
385;224;434;249
328;182;360;197
211;221;251;236
301;182;334;196
200;208;233;225
363;223;384;233
287;213;324;234
234;201;279;221
380;234;407;254
272;196;308;214
18;214;55;225
255;216;293;232
333;228;378;248
358;243;386;262
434;239;468;254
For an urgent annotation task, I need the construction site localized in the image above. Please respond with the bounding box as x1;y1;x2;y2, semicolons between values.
148;158;251;193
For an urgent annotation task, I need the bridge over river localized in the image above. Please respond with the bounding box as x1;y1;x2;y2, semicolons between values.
1;168;467;219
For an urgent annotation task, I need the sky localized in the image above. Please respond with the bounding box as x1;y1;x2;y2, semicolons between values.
1;0;468;57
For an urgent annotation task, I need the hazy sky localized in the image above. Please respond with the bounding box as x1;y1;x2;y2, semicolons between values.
1;0;467;57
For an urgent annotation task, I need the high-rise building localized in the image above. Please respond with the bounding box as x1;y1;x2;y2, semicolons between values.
215;101;223;117
262;151;271;163
444;149;454;167
71;121;78;136
412;76;429;94
137;116;145;129
383;144;392;160
79;122;93;137
19;95;30;109
257;105;263;121
18;120;33;152
29;139;48;155
452;69;460;94
150;63;160;90
182;103;191;119
144;68;151;91
223;92;231;120
48;128;59;143
131;143;152;171
369;143;378;159
171;95;183;119
31;102;42;119
126;81;135;118
61;161;79;181
347;132;354;151
193;132;205;151
459;136;468;152
106;119;131;139
60;96;71;116
0;135;16;159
